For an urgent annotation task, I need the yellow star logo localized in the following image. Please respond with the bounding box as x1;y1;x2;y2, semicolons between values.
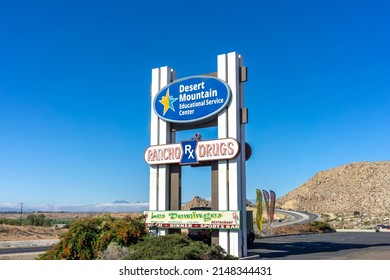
159;89;178;115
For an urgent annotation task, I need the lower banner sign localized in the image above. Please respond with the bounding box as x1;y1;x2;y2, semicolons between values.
144;210;240;229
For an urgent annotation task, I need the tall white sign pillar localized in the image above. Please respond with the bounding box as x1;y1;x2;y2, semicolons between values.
149;66;176;236
217;52;247;257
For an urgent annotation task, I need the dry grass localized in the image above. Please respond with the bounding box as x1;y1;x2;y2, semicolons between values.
273;224;320;235
0;224;67;241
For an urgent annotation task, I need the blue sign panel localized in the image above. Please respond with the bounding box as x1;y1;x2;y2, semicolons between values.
153;76;231;123
180;140;198;165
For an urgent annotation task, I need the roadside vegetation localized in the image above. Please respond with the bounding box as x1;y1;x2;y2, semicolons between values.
0;214;72;228
39;214;146;260
38;214;236;260
124;234;236;260
308;221;334;232
268;221;334;236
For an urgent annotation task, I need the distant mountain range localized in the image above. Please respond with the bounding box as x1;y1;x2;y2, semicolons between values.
112;200;130;204
0;197;256;213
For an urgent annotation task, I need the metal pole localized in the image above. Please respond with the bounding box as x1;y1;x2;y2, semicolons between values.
19;202;23;226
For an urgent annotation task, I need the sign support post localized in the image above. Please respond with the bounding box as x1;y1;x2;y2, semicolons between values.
217;52;247;257
150;66;177;236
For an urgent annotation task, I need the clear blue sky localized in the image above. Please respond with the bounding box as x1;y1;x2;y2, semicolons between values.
1;0;389;210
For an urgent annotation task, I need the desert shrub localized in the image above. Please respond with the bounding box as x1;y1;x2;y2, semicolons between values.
39;214;147;260
125;234;237;260
99;242;130;260
0;216;73;227
309;221;334;232
44;219;73;228
0;218;20;226
26;214;46;226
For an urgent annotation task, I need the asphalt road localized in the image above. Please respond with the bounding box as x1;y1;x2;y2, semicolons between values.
273;209;320;227
0;246;53;256
247;231;390;259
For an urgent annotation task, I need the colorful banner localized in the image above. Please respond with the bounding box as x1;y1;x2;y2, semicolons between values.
144;210;240;229
256;189;263;231
270;190;276;224
262;190;270;223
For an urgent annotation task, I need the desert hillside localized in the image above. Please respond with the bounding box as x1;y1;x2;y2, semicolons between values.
277;161;390;228
181;196;211;210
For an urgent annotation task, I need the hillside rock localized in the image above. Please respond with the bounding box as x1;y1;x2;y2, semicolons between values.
182;196;255;210
277;161;390;228
181;196;211;210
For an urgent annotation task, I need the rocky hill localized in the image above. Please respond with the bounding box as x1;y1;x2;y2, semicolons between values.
181;196;211;210
277;161;390;228
181;196;255;210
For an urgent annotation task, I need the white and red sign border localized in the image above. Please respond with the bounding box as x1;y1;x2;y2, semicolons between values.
144;210;241;229
144;138;240;165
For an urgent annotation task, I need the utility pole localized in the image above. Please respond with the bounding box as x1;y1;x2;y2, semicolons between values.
19;202;23;226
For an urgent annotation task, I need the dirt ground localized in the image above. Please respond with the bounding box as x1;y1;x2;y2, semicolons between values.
0;253;44;260
0;224;67;241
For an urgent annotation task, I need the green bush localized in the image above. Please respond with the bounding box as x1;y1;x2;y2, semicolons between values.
43;219;73;228
0;218;20;226
125;234;237;260
0;215;73;227
26;214;46;226
39;214;147;260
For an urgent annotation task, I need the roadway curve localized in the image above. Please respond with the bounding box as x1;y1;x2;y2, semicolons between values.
273;209;320;227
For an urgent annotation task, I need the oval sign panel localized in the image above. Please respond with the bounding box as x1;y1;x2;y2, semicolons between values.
153;76;231;123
